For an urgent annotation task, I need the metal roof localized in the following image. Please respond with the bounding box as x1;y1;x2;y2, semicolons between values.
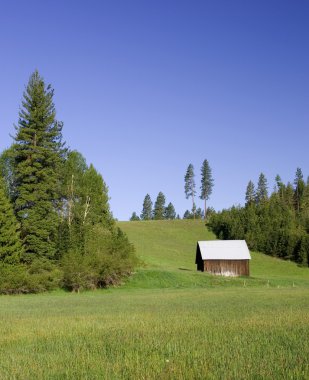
197;240;251;260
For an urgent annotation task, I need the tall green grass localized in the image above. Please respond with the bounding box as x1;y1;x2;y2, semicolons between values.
0;288;308;379
0;220;308;379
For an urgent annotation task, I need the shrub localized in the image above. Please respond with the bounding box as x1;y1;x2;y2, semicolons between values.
61;225;137;292
0;259;61;294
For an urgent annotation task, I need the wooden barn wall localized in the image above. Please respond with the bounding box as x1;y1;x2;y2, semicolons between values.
204;260;249;276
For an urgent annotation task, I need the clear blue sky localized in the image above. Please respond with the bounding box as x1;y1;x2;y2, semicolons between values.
0;1;308;220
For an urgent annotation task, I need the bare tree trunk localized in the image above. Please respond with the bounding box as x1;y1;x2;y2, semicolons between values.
83;196;91;225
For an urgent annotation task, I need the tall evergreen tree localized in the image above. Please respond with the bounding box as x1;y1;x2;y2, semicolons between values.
245;180;255;206
153;192;166;220
12;70;65;260
140;194;152;220
184;164;196;219
255;173;268;204
294;167;305;213
165;202;176;220
200;159;214;219
0;177;23;264
275;174;284;197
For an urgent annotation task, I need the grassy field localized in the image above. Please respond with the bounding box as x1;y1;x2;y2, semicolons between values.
0;220;308;379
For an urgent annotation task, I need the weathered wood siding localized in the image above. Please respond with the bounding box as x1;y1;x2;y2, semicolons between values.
204;259;249;276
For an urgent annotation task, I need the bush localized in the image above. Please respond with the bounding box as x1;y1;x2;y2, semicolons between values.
0;259;62;294
61;225;138;292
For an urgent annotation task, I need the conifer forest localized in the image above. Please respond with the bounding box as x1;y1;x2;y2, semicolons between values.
0;71;137;294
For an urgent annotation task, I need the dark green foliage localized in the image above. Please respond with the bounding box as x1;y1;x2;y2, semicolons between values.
0;177;23;264
165;202;176;220
245;180;255;206
255;173;268;204
0;147;16;200
153;192;166;220
130;212;140;221
12;70;65;260
61;225;137;291
184;164;196;219
209;169;309;267
0;72;137;294
141;194;152;220
200;159;214;219
294;167;305;213
0;260;61;294
183;207;204;220
183;210;191;219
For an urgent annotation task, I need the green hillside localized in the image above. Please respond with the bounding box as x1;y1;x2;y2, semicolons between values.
119;219;309;288
0;220;308;379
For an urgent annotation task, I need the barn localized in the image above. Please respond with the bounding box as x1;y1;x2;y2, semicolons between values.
195;240;251;276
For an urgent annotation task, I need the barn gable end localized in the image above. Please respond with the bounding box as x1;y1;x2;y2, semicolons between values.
196;240;251;277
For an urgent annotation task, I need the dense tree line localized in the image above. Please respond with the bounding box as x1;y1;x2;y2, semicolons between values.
209;170;309;266
130;192;178;221
0;71;137;293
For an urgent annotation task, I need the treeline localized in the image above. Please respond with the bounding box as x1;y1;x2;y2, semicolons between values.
209;171;309;266
130;192;179;221
0;71;137;294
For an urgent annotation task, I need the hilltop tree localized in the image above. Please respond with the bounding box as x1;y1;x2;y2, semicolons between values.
255;173;268;204
165;202;176;220
245;180;255;206
200;159;214;219
12;70;65;260
184;164;196;219
153;192;166;220
141;194;153;220
0;177;23;264
130;212;140;221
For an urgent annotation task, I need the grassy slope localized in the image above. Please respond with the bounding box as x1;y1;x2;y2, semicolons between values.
119;219;309;288
0;220;308;379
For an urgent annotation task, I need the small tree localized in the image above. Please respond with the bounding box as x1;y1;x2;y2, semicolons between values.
140;194;152;220
200;159;214;219
153;192;166;220
184;164;196;219
130;212;140;221
165;202;176;220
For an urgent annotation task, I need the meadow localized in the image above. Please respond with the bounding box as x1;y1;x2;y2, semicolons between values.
0;220;308;379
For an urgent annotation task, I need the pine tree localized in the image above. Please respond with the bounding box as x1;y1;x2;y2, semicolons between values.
275;174;284;197
153;192;166;220
245;180;255;206
255;173;268;204
0;177;23;264
294;167;305;213
200;159;214;219
12;70;65;259
130;212;140;221
141;194;152;220
165;202;176;220
184;164;196;219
